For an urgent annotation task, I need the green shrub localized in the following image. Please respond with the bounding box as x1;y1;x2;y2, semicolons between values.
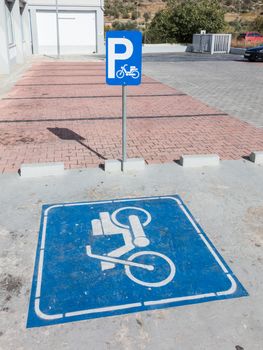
146;0;226;44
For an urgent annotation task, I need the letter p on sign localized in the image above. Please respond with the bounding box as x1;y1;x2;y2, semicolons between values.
106;31;142;86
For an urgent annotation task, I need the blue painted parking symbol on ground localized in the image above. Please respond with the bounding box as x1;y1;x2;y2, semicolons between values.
27;195;248;328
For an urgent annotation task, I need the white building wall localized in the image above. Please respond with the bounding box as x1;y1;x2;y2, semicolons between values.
28;0;105;54
0;0;104;75
0;0;32;75
0;0;10;74
13;0;25;64
29;0;103;5
22;4;33;57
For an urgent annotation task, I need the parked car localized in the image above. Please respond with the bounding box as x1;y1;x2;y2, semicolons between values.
244;45;263;61
237;32;263;43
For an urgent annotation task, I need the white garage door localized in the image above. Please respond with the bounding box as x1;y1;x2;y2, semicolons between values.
36;11;97;55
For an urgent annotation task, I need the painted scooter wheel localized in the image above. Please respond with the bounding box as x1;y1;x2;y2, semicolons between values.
125;251;176;288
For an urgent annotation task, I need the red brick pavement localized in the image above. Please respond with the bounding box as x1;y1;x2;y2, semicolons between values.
0;61;263;174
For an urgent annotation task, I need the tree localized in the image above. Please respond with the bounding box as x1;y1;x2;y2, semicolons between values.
122;8;130;19
146;9;177;43
112;8;119;19
229;18;244;32
143;12;151;23
250;15;263;33
131;10;140;20
112;20;138;31
146;0;226;43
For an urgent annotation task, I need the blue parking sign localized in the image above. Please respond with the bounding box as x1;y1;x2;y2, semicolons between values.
106;31;142;86
27;195;247;328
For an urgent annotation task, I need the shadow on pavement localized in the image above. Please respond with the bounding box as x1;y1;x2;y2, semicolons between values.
47;127;107;160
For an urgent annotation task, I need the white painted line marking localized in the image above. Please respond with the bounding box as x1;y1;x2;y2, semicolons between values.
160;196;201;233
34;196;236;321
161;196;182;205
144;292;216;306
35;249;44;298
40;216;48;250
144;274;237;306
179;205;201;233
216;274;237;296
114;197;158;203
199;234;228;273
65;302;142;317
125;251;176;288
65;201;111;207
129;215;150;247
111;206;151;228
35;298;63;320
91;219;104;236
86;246;153;270
44;204;65;216
44;201;113;216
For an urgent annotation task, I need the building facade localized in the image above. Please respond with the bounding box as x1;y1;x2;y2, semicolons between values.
0;0;105;75
0;0;32;75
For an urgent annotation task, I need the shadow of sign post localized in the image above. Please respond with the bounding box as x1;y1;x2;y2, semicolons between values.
47;127;106;160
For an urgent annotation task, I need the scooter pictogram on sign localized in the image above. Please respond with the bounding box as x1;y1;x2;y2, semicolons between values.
116;65;140;79
106;31;142;86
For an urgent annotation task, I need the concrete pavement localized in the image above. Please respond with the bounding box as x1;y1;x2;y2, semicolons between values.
0;54;262;349
143;53;263;128
0;160;262;349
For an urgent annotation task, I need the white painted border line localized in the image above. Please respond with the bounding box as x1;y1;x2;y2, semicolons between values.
34;196;237;321
65;302;142;317
144;292;216;306
35;250;44;298
199;234;228;273
144;273;237;306
176;201;201;234
35;298;63;320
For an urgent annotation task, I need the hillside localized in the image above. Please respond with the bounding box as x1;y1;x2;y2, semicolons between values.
104;0;263;25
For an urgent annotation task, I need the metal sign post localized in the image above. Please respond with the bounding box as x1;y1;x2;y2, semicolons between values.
106;31;142;171
122;85;127;169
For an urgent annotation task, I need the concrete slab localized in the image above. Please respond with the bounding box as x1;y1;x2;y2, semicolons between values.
250;151;263;165
104;158;145;173
20;162;64;178
104;159;121;173
0;159;262;349
123;158;145;172
180;154;220;167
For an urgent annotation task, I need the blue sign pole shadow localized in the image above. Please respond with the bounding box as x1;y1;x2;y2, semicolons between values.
27;195;248;328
